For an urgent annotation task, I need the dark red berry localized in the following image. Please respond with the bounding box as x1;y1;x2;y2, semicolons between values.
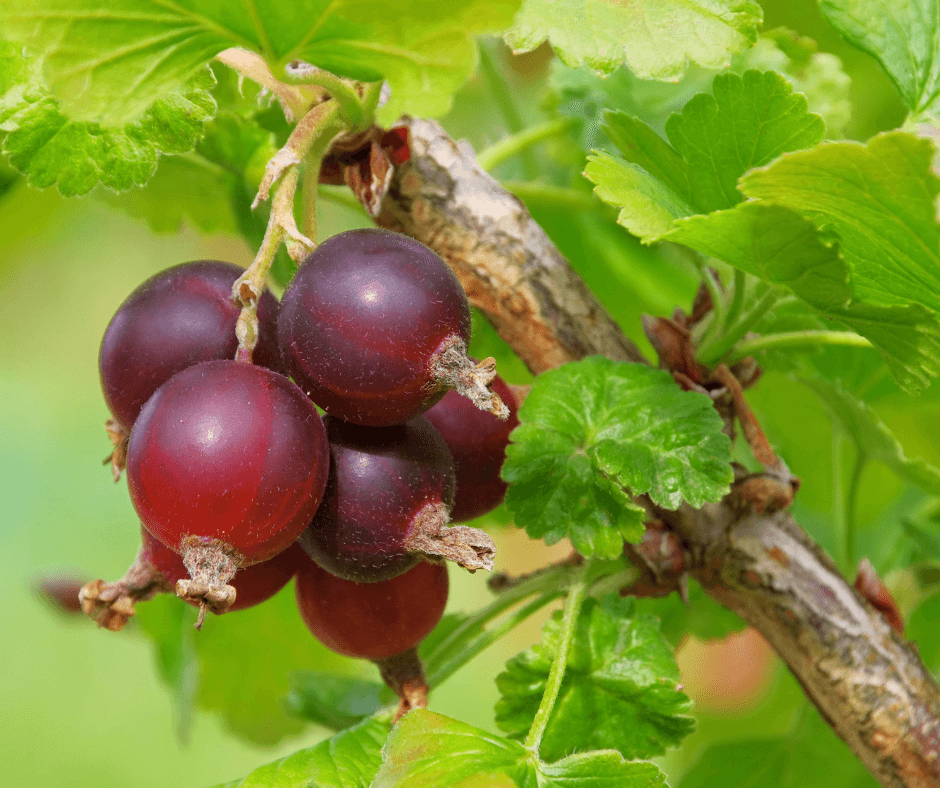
298;415;456;582
126;360;329;622
277;229;473;426
100;260;283;430
295;557;449;660
424;368;519;521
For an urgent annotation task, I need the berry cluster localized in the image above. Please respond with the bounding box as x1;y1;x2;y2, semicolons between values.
82;229;519;714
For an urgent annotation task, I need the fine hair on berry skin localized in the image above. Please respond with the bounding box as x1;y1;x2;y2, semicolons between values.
299;414;498;582
295;556;449;662
99;260;284;432
126;360;330;626
277;228;508;427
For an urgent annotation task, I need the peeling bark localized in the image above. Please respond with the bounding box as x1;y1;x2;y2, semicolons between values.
369;117;940;788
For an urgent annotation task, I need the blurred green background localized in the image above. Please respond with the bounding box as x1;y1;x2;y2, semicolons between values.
3;1;939;785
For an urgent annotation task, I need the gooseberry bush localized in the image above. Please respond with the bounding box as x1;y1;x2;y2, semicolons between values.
8;0;940;786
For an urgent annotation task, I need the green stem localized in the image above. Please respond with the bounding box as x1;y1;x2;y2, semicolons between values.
524;562;591;755
426;593;561;688
477;118;578;172
423;561;581;674
697;284;779;366
726;330;873;361
726;268;747;328
501;181;600;212
478;40;539;180
281;64;364;127
845;452;867;574
692;258;726;349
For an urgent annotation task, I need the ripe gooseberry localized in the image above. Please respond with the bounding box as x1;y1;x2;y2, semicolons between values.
100;260;283;432
295;556;448;661
299;415;496;583
126;360;329;625
277;229;508;426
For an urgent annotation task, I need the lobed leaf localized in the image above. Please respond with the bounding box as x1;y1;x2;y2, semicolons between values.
0;0;520;127
495;595;695;762
212;716;390;788
819;0;940;116
586;69;827;244
0;41;215;196
372;709;666;788
662;69;825;213
505;0;762;81
502;357;732;558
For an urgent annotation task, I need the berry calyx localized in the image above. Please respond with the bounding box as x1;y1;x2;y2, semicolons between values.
80;528;305;630
277;228;507;426
299;415;496;582
127;360;329;625
423;368;520;521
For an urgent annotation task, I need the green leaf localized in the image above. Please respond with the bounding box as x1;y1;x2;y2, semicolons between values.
825;302;940;394
742;131;940;316
502;357;732;557
505;0;762;81
1;0;520;127
0;42;215;196
583;151;693;240
818;0;940;116
662;70;825;212
799;377;940;496
665;202;851;309
495;595;695;762
283;672;385;731
214;716;390;788
372;709;666;788
586;70;826;238
372;709;529;787
681;704;878;788
136;583;354;746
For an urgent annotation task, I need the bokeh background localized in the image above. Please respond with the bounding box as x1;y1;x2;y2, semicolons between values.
3;0;939;785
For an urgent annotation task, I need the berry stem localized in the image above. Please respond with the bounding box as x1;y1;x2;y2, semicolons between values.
281;61;367;128
233;98;346;362
79;546;173;631
215;48;310;119
524;561;591;755
696;283;780;366
375;648;429;722
476;117;579;173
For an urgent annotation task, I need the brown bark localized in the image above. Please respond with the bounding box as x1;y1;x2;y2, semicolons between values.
368;117;940;788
